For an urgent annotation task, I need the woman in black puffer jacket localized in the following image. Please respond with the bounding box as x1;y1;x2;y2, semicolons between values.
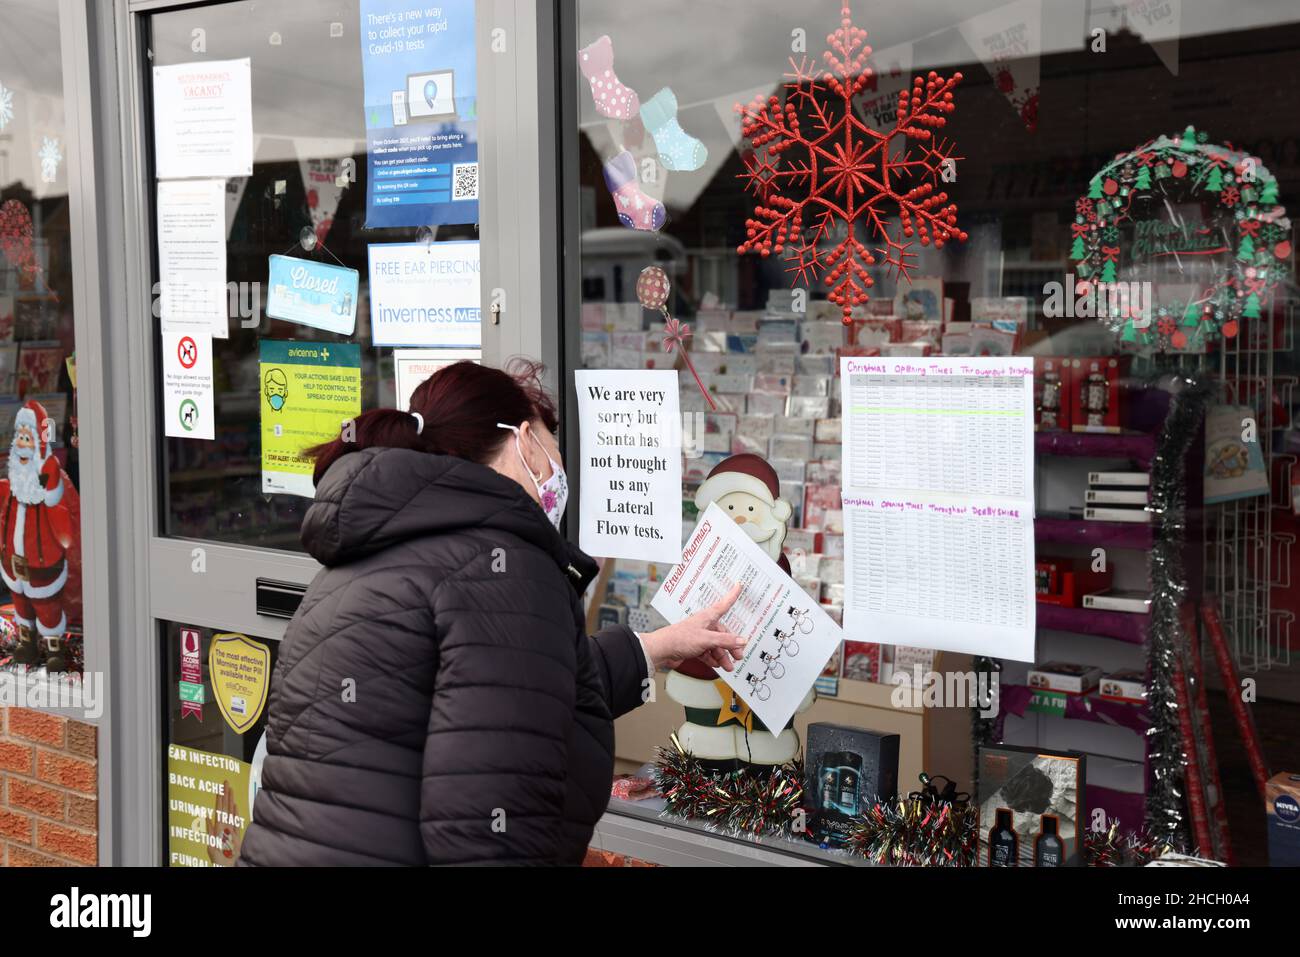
239;360;744;866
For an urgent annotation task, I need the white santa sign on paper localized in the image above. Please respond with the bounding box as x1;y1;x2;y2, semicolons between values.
0;400;80;672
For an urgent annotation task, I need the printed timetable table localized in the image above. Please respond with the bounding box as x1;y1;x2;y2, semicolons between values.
839;358;1037;662
845;500;1032;630
846;372;1030;501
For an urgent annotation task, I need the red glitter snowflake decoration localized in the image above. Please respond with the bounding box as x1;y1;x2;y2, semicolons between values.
735;3;967;323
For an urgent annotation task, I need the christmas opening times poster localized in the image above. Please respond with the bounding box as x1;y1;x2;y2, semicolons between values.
839;357;1037;662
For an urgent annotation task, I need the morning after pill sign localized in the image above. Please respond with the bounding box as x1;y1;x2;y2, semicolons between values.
367;240;482;347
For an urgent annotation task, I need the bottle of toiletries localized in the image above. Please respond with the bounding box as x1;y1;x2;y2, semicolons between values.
988;807;1018;866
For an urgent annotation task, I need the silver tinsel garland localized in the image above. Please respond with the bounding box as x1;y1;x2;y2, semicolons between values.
1143;375;1211;844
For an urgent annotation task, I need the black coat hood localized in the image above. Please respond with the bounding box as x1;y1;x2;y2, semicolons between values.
301;447;599;591
302;447;565;567
239;446;644;866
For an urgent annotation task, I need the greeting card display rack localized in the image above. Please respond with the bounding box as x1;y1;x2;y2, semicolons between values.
1194;298;1296;672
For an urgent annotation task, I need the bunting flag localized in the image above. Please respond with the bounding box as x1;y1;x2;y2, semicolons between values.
958;0;1042;133
1122;0;1181;76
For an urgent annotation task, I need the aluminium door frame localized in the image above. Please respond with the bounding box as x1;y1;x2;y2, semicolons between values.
101;0;563;865
52;0;137;867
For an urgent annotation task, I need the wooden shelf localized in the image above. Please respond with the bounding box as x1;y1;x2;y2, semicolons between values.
833;677;921;714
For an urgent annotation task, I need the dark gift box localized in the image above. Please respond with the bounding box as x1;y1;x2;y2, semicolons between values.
803;722;900;846
977;745;1086;867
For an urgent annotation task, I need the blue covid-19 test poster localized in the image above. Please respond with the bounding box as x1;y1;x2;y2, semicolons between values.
360;0;478;229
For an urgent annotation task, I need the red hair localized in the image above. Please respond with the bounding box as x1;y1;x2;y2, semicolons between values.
309;359;559;484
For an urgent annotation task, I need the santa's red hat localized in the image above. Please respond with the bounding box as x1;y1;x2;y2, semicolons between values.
13;400;51;458
693;453;793;522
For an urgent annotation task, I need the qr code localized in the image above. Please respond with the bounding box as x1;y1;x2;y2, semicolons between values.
452;162;478;201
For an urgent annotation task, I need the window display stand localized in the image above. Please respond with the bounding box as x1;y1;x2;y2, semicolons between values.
992;384;1210;843
595;773;870;867
611;655;975;817
1201;298;1296;672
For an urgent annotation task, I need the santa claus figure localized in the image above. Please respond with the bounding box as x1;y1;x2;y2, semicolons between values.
694;453;793;571
0;400;79;672
666;453;813;767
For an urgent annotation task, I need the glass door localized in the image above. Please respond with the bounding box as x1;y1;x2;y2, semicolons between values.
116;0;552;865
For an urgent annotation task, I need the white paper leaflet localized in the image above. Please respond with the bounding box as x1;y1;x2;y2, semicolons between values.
652;503;842;731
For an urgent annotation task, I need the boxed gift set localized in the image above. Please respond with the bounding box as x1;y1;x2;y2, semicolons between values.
1098;670;1145;704
803;722;900;847
1027;661;1102;696
1034;356;1069;431
1070;356;1128;434
1266;772;1300;866
1034;554;1112;607
977;745;1086;866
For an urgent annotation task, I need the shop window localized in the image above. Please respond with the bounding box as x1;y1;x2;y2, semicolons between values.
148;0;481;552
0;0;85;677
573;0;1299;863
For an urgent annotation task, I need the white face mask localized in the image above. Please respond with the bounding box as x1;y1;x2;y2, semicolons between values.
498;423;568;529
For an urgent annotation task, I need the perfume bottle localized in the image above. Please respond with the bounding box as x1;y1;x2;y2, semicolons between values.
835;752;862;816
1034;814;1064;867
988;807;1018;866
1040;361;1061;429
1083;361;1108;427
819;764;839;812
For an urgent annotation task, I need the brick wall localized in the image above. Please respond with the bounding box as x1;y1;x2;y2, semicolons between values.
0;708;98;867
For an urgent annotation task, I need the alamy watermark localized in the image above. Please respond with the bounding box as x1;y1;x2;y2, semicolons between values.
152;281;263;329
1043;274;1153;326
0;668;104;720
891;665;1000;719
49;887;150;937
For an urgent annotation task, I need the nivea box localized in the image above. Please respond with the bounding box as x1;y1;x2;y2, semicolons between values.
803;722;899;846
1266;773;1300;866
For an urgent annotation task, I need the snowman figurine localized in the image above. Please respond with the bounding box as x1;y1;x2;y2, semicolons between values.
665;454;814;768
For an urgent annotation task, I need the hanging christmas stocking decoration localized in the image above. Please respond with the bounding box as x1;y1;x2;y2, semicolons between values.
640;87;707;172
603;150;665;231
579;35;640;120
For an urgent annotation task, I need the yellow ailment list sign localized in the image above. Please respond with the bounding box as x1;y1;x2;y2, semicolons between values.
167;744;252;868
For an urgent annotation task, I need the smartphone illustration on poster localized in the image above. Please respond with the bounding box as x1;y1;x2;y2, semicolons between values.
391;90;408;126
405;69;456;120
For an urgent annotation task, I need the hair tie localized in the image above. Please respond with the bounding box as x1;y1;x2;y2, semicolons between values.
410;412;424;435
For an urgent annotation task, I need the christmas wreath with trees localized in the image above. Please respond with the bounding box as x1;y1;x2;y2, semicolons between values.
1069;125;1291;352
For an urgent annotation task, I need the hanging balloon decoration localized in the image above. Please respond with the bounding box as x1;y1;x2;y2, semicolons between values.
637;265;715;411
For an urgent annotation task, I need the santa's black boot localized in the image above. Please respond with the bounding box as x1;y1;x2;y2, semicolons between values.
14;623;41;667
40;636;66;674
